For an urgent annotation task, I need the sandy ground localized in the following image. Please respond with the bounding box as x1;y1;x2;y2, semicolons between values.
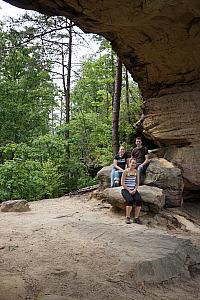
0;194;200;300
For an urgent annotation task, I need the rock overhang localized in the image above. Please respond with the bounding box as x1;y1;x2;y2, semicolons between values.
3;0;200;97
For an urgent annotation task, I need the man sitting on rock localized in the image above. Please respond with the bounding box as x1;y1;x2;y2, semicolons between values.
131;136;149;184
121;158;142;224
110;146;129;187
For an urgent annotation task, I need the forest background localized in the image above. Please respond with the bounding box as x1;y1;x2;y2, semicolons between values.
0;5;142;201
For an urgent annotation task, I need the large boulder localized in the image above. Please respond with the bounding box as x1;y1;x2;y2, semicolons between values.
0;200;30;212
100;185;165;213
97;165;112;188
163;145;200;191
144;158;184;207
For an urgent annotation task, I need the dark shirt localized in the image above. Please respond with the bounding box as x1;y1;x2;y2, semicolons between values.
114;153;129;170
131;146;148;164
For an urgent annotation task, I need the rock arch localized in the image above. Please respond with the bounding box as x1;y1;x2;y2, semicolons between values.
3;0;200;191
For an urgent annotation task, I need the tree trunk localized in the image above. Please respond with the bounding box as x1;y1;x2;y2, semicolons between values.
64;19;73;138
112;56;122;154
125;68;131;124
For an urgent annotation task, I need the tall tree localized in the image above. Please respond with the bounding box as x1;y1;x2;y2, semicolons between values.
125;68;131;124
64;19;73;138
112;56;122;154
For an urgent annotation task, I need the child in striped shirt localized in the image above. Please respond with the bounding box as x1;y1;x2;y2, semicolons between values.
121;158;142;224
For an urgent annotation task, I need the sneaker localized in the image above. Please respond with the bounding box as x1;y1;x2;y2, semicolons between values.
114;180;119;187
134;217;141;224
125;217;131;224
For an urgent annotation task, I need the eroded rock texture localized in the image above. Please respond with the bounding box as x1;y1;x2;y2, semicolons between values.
3;0;200;191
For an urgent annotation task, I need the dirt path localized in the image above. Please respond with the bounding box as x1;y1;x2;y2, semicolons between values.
0;195;200;300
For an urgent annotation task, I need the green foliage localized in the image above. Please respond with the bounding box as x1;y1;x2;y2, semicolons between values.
71;52;115;166
119;81;143;148
0;28;57;144
69;113;113;166
0;159;62;201
72;55;114;115
0;134;96;201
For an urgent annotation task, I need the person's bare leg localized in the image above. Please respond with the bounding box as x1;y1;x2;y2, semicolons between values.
125;206;132;224
134;206;141;218
126;206;132;218
134;206;142;224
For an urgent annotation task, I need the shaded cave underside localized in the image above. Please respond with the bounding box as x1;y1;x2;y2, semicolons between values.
3;0;200;195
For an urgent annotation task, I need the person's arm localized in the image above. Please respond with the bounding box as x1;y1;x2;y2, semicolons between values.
113;159;124;171
126;157;131;168
124;152;130;168
140;147;149;167
121;169;132;193
136;171;140;189
131;149;134;158
141;153;149;167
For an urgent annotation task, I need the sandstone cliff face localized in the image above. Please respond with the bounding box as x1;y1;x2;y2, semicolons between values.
4;0;200;191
